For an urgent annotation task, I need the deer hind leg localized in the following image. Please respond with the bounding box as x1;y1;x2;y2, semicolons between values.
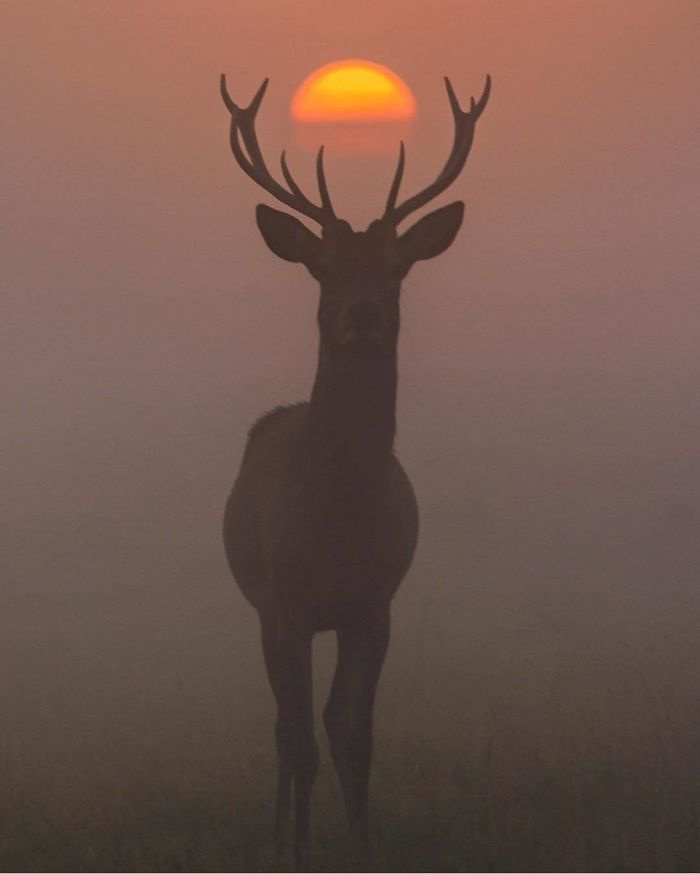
323;608;390;861
260;614;318;870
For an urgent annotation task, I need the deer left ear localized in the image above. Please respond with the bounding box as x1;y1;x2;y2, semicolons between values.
396;201;464;272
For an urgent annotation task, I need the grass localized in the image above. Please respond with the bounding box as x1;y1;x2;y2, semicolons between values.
2;575;699;871
1;724;699;871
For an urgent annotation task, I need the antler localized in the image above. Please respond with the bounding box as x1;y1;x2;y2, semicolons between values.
220;75;337;226
382;75;491;226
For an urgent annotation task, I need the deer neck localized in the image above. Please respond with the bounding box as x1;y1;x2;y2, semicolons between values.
306;339;397;491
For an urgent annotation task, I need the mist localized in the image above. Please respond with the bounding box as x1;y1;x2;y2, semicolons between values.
2;1;700;869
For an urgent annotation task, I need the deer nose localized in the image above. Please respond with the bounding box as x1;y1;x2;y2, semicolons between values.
340;299;385;345
345;299;384;330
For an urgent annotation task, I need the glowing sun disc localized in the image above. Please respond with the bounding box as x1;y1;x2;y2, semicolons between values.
291;60;416;123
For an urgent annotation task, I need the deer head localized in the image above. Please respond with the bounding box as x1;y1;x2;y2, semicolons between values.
220;74;490;354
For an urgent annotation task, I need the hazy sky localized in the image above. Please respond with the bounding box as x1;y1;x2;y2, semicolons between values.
2;0;700;803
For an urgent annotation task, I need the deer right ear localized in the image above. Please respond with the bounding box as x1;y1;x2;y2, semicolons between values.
255;204;322;267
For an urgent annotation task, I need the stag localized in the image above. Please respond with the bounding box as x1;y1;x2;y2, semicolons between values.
220;71;490;867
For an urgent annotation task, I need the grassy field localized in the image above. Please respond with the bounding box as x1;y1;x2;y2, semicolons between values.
2;637;699;872
4;495;699;871
1;738;699;871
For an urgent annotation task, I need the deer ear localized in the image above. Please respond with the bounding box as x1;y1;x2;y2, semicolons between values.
396;201;464;272
255;204;322;267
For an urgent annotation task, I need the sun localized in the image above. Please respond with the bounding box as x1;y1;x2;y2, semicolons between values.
291;60;416;123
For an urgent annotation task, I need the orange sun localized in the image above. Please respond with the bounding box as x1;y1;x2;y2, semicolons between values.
291;60;416;123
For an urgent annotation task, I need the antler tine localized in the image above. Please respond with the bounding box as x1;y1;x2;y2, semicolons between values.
280;150;309;200
220;74;237;115
384;140;406;215
316;146;336;220
441;74;490;176
382;74;491;226
475;73;492;115
220;75;336;226
235;77;269;168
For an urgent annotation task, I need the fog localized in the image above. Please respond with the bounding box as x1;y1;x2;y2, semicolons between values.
2;1;699;868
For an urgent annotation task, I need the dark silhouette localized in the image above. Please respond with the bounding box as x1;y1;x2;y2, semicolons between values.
220;72;490;868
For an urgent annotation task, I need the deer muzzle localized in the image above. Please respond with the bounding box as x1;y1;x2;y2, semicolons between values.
339;299;386;346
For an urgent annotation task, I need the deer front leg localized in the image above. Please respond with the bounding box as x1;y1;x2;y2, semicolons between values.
261;615;318;869
323;608;390;862
260;617;292;857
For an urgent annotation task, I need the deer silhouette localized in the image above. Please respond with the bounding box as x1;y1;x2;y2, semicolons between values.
220;72;490;868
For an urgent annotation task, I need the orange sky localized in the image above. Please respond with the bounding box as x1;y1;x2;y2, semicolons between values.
3;2;697;229
3;0;698;406
3;1;697;383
